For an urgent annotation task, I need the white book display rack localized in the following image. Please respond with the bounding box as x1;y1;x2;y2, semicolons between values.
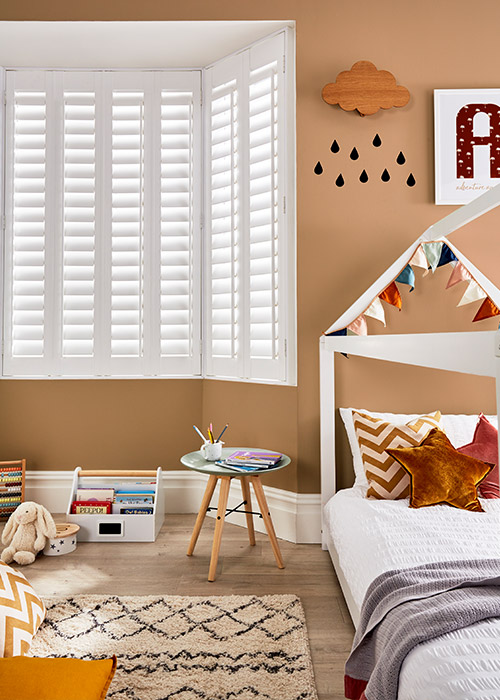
66;467;164;542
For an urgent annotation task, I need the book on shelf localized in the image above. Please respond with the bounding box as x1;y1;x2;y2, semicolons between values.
223;450;282;467
114;494;154;504
71;500;112;514
76;488;114;502
120;507;153;515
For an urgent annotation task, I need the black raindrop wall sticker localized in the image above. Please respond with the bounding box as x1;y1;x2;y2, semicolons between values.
335;173;345;187
372;133;382;147
396;151;406;165
406;173;416;187
381;168;390;182
330;140;340;153
314;161;323;175
359;169;369;183
350;147;359;160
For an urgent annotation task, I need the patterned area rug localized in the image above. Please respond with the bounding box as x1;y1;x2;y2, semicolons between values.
30;594;318;700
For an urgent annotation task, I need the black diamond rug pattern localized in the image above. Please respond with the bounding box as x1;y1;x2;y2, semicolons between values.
30;594;318;700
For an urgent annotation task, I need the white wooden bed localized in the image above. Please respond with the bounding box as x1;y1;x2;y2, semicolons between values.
319;185;500;697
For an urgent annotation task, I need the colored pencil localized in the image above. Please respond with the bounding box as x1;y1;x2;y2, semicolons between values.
193;425;206;442
216;424;228;442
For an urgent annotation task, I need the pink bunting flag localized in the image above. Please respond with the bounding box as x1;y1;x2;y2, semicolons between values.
409;245;428;270
347;315;368;336
446;261;471;289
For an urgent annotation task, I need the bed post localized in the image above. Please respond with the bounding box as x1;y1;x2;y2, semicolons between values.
320;336;336;550
495;330;500;471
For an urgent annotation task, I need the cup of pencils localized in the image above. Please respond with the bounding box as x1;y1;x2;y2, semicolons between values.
193;423;228;461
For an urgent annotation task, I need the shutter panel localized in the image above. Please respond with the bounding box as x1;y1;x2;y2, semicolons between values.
4;73;49;375
62;88;96;360
159;83;201;373
110;89;145;359
204;31;293;382
204;62;242;378
247;36;287;381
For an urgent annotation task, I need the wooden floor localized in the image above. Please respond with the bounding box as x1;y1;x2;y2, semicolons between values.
6;514;355;700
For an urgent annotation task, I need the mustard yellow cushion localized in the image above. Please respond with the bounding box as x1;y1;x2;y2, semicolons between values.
0;656;116;699
387;428;492;512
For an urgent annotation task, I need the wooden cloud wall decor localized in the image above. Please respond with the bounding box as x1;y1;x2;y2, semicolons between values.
322;61;410;116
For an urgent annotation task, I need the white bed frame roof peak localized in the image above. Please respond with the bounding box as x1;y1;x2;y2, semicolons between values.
325;183;500;337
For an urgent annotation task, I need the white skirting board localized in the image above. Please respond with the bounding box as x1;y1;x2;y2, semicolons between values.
25;470;322;544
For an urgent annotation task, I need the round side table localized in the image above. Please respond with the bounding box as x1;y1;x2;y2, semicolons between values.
181;448;290;581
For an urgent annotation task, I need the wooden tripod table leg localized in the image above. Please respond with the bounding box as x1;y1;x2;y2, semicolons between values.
240;476;256;546
250;475;285;569
208;476;231;582
187;474;217;556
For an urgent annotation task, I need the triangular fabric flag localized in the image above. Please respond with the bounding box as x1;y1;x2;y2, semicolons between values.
409;245;428;270
395;264;415;291
436;243;458;268
379;282;402;310
326;328;347;337
473;297;500;322
347;315;368;335
457;280;487;307
423;241;444;272
364;297;386;326
446;261;471;289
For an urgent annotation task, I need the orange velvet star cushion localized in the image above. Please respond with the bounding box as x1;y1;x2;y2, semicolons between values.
386;428;492;512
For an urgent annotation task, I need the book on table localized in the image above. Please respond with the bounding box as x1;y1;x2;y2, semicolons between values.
222;450;282;468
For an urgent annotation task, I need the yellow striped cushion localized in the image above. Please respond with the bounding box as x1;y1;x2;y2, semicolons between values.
353;411;442;499
0;560;45;656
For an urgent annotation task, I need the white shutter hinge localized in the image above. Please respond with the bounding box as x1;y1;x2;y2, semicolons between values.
3;92;6;108
2;215;5;233
283;196;286;214
282;55;286;74
284;339;287;357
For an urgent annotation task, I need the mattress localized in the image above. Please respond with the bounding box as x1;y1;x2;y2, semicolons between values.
324;488;500;699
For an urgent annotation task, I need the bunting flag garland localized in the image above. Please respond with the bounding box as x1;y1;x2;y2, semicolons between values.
457;280;487;307
395;264;415;291
446;261;471;289
422;241;444;272
364;297;386;326
409;245;428;270
379;282;402;309
436;243;458;268
325;238;499;339
347;315;368;335
473;297;500;322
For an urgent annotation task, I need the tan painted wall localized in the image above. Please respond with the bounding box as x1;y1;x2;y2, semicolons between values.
1;0;500;493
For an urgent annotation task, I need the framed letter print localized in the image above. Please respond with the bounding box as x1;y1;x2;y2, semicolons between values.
434;89;500;204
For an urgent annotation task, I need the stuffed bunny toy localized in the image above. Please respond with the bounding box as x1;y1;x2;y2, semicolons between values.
1;501;57;565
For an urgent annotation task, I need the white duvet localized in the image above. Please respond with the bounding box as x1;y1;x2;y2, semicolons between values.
324;487;500;699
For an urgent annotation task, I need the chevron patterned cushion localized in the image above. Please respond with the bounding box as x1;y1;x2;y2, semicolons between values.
353;411;442;499
0;560;45;656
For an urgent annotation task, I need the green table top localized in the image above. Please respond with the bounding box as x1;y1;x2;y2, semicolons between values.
180;448;290;477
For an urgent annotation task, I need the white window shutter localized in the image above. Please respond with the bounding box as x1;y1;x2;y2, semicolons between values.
204;57;243;379
4;70;201;377
61;73;97;374
4;71;50;375
158;74;202;375
204;31;294;383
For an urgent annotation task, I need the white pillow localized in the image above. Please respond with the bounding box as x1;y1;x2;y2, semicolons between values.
339;408;497;488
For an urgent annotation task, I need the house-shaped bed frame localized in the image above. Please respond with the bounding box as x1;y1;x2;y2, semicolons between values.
319;184;500;620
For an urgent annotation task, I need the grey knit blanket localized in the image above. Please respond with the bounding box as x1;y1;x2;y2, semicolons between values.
344;559;500;700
